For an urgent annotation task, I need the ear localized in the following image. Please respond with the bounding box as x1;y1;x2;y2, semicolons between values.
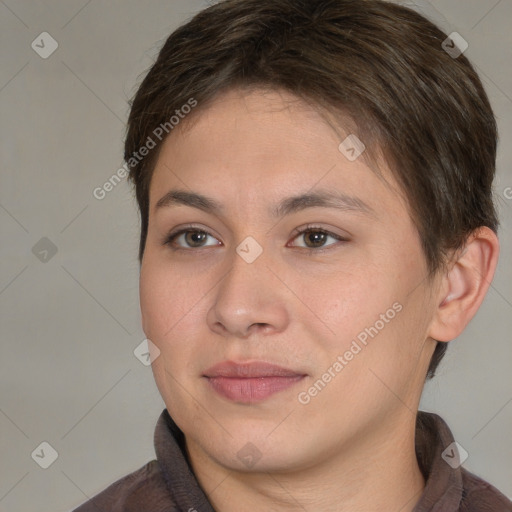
428;227;500;342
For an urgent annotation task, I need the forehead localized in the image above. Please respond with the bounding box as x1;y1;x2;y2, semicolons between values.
148;87;406;220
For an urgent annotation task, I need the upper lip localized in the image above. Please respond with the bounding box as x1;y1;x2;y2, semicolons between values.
203;361;305;378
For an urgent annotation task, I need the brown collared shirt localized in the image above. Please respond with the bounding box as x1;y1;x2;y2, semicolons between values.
73;410;512;512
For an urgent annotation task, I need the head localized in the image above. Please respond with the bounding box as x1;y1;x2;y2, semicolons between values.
125;0;499;474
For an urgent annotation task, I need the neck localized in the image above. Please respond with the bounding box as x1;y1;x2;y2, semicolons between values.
186;410;425;512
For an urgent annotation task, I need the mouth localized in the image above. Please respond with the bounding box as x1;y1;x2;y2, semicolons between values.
203;361;307;403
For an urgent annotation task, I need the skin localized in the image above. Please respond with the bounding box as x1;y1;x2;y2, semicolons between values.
139;87;499;512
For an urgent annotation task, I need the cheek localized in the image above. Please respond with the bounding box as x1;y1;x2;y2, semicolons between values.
139;264;166;340
295;264;400;347
139;257;194;340
297;253;429;397
139;258;207;373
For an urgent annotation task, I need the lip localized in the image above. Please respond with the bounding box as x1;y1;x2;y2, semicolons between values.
203;361;306;403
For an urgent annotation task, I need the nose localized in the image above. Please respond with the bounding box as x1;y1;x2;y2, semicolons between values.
206;248;290;340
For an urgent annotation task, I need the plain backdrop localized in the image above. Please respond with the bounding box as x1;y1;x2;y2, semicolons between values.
0;1;511;510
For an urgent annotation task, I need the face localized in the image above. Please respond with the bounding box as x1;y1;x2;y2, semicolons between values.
140;87;440;473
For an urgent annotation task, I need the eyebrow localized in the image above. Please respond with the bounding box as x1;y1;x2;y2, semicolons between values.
154;188;375;218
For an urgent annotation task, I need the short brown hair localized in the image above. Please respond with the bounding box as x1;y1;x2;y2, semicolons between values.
124;0;499;378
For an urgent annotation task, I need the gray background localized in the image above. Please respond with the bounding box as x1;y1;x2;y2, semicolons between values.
0;1;510;510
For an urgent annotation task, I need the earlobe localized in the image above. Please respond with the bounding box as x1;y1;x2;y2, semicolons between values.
428;227;499;342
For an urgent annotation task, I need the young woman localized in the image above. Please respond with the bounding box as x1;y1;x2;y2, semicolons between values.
75;1;511;510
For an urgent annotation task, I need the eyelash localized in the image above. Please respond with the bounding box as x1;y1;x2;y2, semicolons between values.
162;224;348;253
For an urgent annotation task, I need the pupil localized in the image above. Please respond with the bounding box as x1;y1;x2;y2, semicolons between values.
307;231;325;247
188;231;207;246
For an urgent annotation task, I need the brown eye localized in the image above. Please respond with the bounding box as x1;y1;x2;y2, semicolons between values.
303;230;329;248
290;227;346;250
184;231;209;247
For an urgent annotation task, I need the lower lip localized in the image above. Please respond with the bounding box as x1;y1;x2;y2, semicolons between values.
205;375;305;403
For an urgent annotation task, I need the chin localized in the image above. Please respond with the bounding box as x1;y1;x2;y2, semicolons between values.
190;422;319;473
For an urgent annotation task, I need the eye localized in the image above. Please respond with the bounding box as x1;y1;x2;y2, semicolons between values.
289;225;348;250
163;227;221;250
162;224;348;252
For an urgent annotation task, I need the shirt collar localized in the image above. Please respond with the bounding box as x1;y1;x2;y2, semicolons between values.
154;410;215;511
413;411;463;511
